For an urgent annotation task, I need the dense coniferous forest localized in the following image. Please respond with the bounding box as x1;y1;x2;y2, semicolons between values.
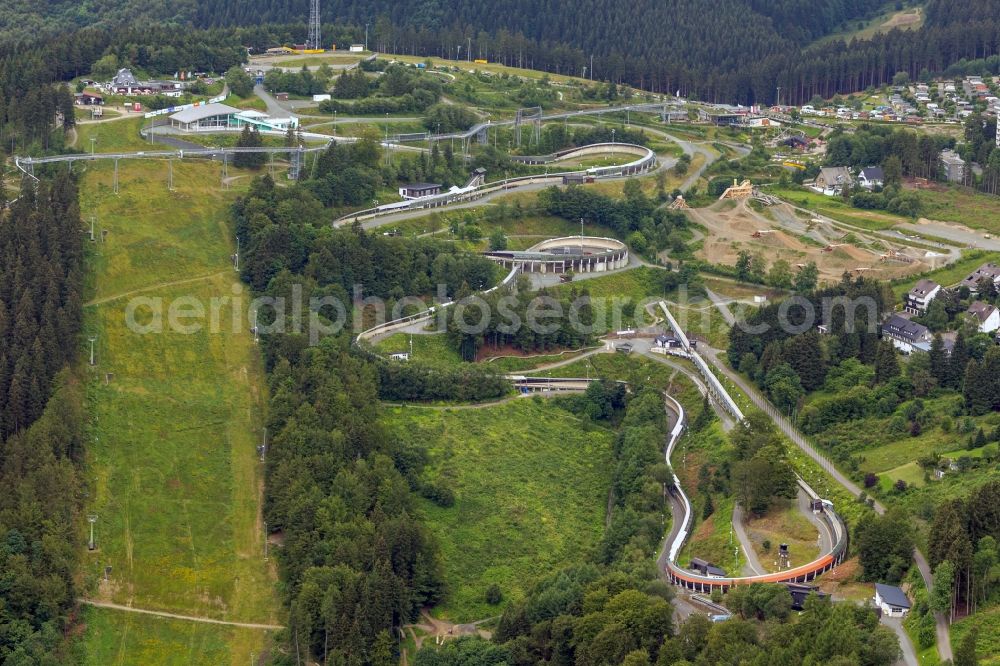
0;174;84;440
230;173;515;661
0;174;86;663
10;1;1000;105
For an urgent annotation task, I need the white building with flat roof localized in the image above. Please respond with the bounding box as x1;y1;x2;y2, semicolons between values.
169;103;241;131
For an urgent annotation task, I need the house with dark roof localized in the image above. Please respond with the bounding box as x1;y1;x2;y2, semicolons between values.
959;263;1000;294
874;583;911;617
965;301;1000;333
904;279;941;315
654;334;682;349
75;91;104;105
398;183;442;199
857;166;884;190
882;314;930;354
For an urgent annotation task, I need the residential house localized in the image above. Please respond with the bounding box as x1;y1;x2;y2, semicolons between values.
857;166;885;190
965;301;1000;333
941;149;966;183
815;166;852;195
904;279;941;315
874;583;911;617
959;263;1000;293
882;314;931;354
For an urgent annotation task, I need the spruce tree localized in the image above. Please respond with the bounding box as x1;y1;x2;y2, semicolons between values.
929;333;948;386
950;330;970;390
873;339;900;384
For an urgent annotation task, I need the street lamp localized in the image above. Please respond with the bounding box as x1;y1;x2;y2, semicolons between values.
88;336;97;366
90;137;97;156
234;236;240;271
88;515;98;550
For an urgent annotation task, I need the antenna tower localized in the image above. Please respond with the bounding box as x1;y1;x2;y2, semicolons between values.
307;0;322;50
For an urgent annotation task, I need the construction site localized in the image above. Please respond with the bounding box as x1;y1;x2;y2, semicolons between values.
687;198;945;282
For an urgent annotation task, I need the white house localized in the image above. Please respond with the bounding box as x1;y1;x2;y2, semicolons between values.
966;301;1000;333
857;166;884;190
874;583;911;617
904;279;941;315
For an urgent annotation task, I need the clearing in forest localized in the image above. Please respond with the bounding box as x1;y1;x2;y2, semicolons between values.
78;160;280;665
384;398;614;622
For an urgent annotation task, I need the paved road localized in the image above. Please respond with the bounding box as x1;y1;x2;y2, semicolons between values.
254;84;290;118
79;599;283;630
881;616;919;666
898;219;1000;251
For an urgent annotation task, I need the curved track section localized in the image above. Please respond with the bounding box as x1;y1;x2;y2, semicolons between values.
334;142;657;226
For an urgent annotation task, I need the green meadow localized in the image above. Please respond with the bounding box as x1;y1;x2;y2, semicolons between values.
384;399;614;622
78;606;276;666
78;160;280;664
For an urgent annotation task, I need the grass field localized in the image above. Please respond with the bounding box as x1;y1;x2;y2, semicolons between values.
766;185;907;231
77;116;151;153
679;496;745;576
272;54;366;68
952;604;1000;666
384;399;614;622
78;606;274;666
744;500;821;573
816;5;923;45
78;160;279;664
919;186;1000;235
549;266;670;333
386;53;588;85
227;94;267;112
375;332;460;367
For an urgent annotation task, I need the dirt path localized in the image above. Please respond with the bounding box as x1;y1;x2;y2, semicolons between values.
84;271;230;307
382;395;523;411
78;599;284;630
731;502;767;576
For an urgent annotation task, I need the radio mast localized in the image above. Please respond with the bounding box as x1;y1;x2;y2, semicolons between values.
307;0;322;50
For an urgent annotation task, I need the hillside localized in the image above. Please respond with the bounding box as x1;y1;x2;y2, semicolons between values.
6;1;1000;104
